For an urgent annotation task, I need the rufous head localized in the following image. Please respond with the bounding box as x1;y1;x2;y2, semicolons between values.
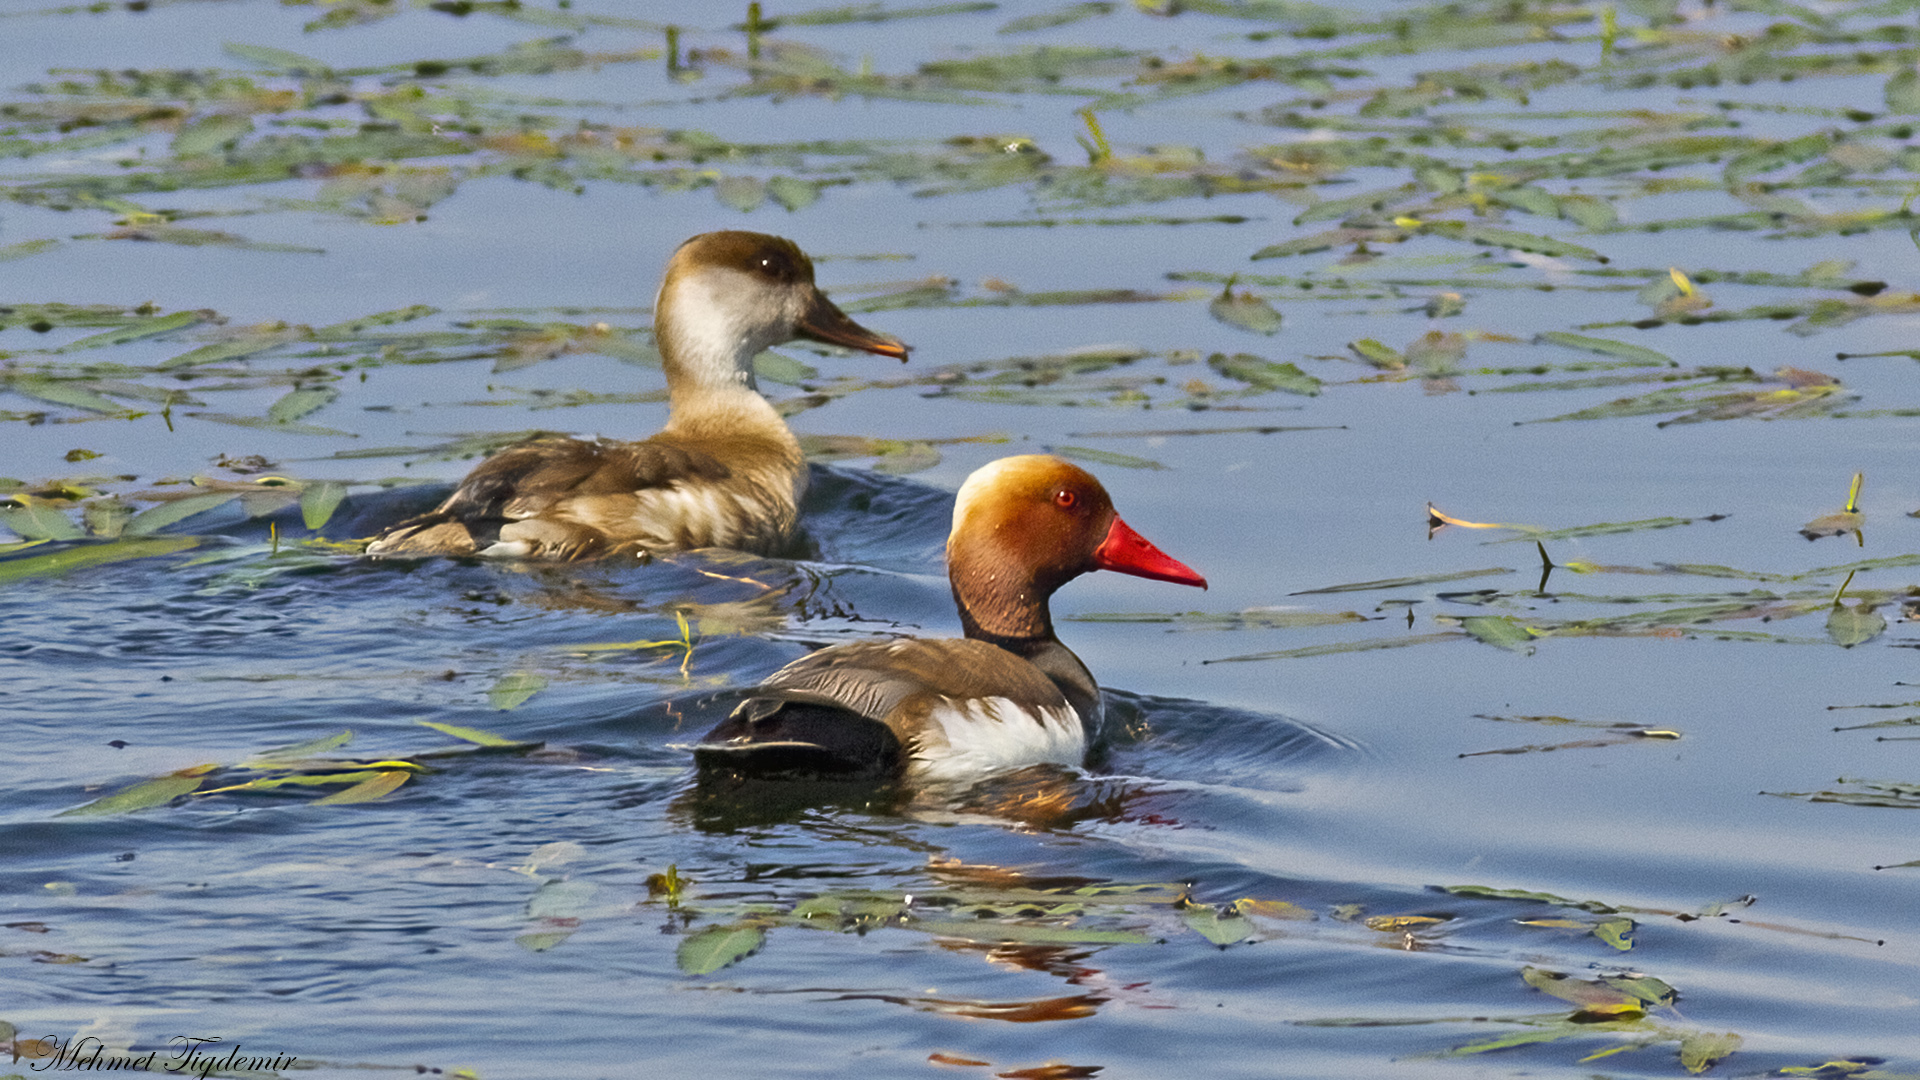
948;455;1205;638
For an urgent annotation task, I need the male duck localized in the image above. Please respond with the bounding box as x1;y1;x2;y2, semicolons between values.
365;230;909;560
694;454;1207;784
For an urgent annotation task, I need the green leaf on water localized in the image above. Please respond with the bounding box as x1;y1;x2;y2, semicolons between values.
267;386;340;425
1207;353;1319;396
313;769;410;805
1348;338;1406;370
188;413;354;437
1764;778;1920;808
124;492;243;536
907;919;1153;946
1440;884;1619;913
1204;631;1464;664
1679;1031;1741;1074
1593;917;1635;951
714;175;765;213
999;2;1112;33
0;500;84;541
1180;903;1256;947
222;41;335;73
1535;332;1674;367
298;481;348;530
172;115;255;158
417;720;531;747
677;922;767;975
488;673;549;711
526;879;597;920
54;311;209;353
1068;608;1367;630
1460;615;1539;654
0;536;199;583
1047;446;1166;470
1827;602;1886;649
871;441;942;475
1801;510;1863;541
1442;223;1607;263
1520;966;1646;1016
1208;286;1284;335
1293;568;1515;594
82;498;132;539
0;239;59;262
765;175;820;211
8;377;133;415
58;764;217;817
1887;69;1920;114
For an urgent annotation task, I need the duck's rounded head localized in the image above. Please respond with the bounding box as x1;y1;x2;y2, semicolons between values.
655;231;908;392
948;455;1206;637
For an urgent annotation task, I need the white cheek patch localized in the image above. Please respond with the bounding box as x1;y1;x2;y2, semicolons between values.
665;271;778;382
909;697;1085;783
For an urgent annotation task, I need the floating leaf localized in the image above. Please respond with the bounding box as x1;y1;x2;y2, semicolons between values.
267;387;340;426
298;482;348;530
1535;332;1673;367
488;672;549;711
1459;615;1539;654
54;311;209;352
677;922;767;975
0;500;84;541
1179;903;1256;947
1363;915;1446;932
124;492;242;536
1593;917;1635;951
1047;446;1166;470
417;720;530;747
526;879;597;919
223;42;335;75
1206;353;1319;396
1679;1031;1741;1074
59;764;217;817
1348;338;1406;370
765;175;820;211
172;115;255;158
1208;286;1283;335
0;537;199;583
1293;568;1515;594
1520;966;1645;1017
1827;603;1886;649
312;770;410;805
908;919;1153;946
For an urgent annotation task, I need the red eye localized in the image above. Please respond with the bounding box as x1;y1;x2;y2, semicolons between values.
1055;489;1076;509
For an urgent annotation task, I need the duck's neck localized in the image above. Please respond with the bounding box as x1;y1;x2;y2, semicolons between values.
653;288;788;441
954;586;1101;726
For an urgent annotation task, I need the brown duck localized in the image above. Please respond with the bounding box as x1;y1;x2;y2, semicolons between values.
694;455;1207;784
365;230;908;560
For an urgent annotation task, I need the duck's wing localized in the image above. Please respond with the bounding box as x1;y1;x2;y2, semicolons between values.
694;638;1080;781
364;437;731;559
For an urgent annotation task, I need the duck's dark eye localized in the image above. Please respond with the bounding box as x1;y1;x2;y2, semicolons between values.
755;252;799;283
1055;489;1077;509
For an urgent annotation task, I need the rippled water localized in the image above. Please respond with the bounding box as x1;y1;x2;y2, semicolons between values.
7;1;1920;1077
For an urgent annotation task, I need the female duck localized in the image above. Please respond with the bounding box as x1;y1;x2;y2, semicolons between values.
366;230;908;560
694;455;1207;784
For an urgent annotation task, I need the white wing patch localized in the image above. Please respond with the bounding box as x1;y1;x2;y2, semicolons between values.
909;696;1085;784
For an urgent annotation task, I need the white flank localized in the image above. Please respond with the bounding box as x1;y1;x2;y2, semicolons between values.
909;696;1085;783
